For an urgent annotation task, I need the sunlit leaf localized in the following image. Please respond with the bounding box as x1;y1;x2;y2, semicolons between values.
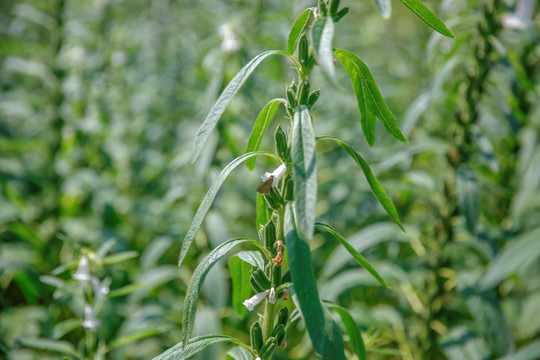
152;335;253;360
245;98;286;170
179;151;280;267
284;203;346;359
287;8;315;54
399;0;454;38
311;16;339;86
317;136;404;230
292;106;317;239
229;256;253;319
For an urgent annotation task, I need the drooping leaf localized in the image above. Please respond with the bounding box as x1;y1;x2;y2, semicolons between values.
287;8;315;54
292;106;317;239
229;256;253;319
316;222;388;288
16;338;82;357
399;0;454;38
372;0;392;19
152;335;253;360
284;204;347;359
317;136;404;230
456;166;479;233
192;50;287;162
324;301;367;360
245;98;286;170
311;16;339;86
479;227;540;290
334;48;407;145
179;151;280;267
182;238;266;346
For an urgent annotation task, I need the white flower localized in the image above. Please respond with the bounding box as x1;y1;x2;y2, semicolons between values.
82;305;100;330
255;357;261;360
242;290;269;311
502;0;534;30
268;287;276;304
73;256;91;281
91;277;110;299
219;23;241;53
261;163;287;186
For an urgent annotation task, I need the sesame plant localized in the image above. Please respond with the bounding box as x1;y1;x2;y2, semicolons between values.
154;1;454;359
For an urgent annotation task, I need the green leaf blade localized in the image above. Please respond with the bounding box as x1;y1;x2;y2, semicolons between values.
152;335;253;360
245;98;286;170
192;50;284;162
316;222;388;288
287;8;314;54
317;135;404;230
325;302;367;360
182;238;263;346
179;151;280;267
372;0;392;19
284;204;346;359
399;0;454;38
311;16;339;87
292;106;317;239
456;166;479;233
229;256;253;319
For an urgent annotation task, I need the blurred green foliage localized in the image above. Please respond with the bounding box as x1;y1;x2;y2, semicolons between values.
1;0;539;359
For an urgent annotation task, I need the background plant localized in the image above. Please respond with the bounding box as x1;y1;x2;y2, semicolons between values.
1;0;539;359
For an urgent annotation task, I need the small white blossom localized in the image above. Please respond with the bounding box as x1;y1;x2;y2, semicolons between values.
91;277;110;299
82;305;100;330
268;287;276;304
255;357;261;360
242;290;269;311
73;256;91;281
261;163;287;186
219;23;241;53
502;0;534;30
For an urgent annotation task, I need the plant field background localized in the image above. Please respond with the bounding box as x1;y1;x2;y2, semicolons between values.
1;0;539;359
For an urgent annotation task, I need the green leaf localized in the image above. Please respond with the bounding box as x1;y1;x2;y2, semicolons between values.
456;166;479;233
245;98;286;170
479;227;540;290
182;238;266;346
497;339;540;360
179;151;280;267
334;48;407;145
311;16;339;86
17;338;82;357
226;346;253;360
324;301;367;360
229;256;253;319
152;335;253;360
287;8;315;54
110;329;162;348
284;204;346;359
399;0;454;38
234;250;265;269
317;135;404;230
101;251;138;265
192;50;286;162
372;0;391;19
256;193;271;230
316;222;388;288
292;106;317;239
51;319;83;340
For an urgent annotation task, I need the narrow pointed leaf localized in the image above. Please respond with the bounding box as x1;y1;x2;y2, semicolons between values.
399;0;454;38
372;0;392;19
245;98;286;170
17;338;82;357
153;335;254;360
182;238;265;346
456;166;479;233
292;106;317;239
324;301;367;360
311;16;339;87
229;256;253;319
193;50;285;162
316;222;388;288
110;329;162;348
256;193;271;230
317;135;404;230
179;151;280;267
284;204;346;359
287;8;315;54
335;48;407;144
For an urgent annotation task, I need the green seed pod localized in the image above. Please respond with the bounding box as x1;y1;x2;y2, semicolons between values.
250;321;264;351
289;80;297;93
277;288;284;298
307;89;320;109
272;262;282;286
297;80;310;105
286;88;297;108
274;125;288;160
263;193;280;210
272;323;287;346
318;0;328;15
254;268;272;289
277;306;290;327
281;269;291;284
264;220;276;249
250;276;266;293
334;7;349;22
258;337;277;359
329;0;340;17
305;54;315;72
298;34;309;64
283;176;293;201
268;189;283;209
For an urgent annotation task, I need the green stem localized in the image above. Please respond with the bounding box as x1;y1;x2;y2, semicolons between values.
262;298;277;340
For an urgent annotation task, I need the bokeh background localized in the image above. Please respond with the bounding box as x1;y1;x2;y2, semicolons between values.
1;0;539;359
